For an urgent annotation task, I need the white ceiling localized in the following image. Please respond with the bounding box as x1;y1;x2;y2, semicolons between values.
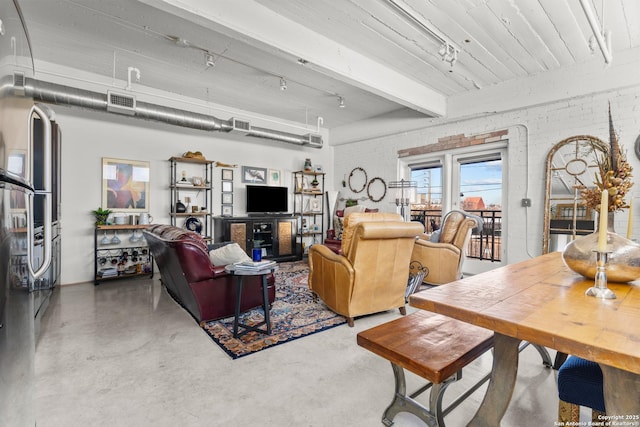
18;0;640;131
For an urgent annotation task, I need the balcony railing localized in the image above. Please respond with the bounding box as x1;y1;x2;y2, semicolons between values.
410;208;502;262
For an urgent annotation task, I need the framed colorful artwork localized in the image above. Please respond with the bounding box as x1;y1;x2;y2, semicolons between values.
101;157;150;212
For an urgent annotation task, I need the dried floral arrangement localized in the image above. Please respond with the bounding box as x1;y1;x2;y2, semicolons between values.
581;106;634;213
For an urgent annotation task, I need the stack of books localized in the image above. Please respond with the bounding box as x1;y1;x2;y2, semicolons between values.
233;259;276;271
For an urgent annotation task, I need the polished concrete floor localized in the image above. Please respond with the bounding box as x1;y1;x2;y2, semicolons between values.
35;274;576;426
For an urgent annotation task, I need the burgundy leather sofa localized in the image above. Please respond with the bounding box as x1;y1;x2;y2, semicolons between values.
143;224;275;324
323;233;342;255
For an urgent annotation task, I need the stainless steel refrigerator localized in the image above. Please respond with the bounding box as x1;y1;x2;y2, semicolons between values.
1;1;58;424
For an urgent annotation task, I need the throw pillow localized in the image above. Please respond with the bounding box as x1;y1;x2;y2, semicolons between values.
344;204;366;216
336;216;345;239
209;243;251;266
335;205;366;238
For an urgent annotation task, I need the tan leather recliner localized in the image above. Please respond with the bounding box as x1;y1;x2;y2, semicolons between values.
308;212;424;327
410;210;483;286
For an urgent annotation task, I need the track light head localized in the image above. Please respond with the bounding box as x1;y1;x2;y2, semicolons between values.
280;77;287;91
438;43;458;67
338;96;345;108
205;53;215;67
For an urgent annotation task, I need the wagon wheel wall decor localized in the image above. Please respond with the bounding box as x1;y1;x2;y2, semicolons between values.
348;167;368;193
367;177;387;202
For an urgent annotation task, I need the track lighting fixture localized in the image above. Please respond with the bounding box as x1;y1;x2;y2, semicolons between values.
338;96;345;108
438;43;457;66
385;0;459;68
579;0;612;63
205;53;215;67
280;77;287;91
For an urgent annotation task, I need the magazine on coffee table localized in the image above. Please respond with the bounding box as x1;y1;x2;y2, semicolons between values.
233;260;276;271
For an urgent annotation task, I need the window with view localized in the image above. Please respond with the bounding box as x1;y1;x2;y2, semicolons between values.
410;152;503;262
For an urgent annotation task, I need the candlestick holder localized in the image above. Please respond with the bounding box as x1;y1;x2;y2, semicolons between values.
585;250;616;299
389;179;417;219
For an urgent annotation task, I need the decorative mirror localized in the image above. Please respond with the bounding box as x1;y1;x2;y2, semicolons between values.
542;135;608;253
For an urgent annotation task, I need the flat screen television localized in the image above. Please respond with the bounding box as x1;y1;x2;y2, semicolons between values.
246;185;289;214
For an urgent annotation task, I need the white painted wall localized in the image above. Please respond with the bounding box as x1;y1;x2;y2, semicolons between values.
334;86;640;275
56;105;332;285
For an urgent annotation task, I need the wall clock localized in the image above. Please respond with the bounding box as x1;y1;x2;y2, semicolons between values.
635;133;640;160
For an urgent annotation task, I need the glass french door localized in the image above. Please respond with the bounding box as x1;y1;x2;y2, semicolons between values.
452;153;503;264
410;148;505;270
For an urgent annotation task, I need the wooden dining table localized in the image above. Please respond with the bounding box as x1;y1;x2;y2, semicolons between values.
409;252;640;426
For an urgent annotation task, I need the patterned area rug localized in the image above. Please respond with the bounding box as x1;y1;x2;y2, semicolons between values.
202;261;346;359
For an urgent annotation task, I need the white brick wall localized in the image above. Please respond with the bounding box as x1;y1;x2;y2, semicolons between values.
333;86;640;271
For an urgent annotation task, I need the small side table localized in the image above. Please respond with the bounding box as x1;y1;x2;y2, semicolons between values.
225;264;278;338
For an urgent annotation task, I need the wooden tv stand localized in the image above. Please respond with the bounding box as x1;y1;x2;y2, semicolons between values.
213;215;302;262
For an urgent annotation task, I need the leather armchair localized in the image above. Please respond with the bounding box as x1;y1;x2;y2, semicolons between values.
308;212;424;327
144;224;275;324
410;210;483;286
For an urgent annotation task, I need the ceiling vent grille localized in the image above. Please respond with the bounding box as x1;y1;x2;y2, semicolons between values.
107;91;136;115
304;133;323;148
13;72;25;95
230;117;251;133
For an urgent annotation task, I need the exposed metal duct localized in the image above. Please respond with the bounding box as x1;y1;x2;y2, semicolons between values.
18;77;322;147
248;126;306;145
135;101;232;132
25;78;107;111
23;78;232;132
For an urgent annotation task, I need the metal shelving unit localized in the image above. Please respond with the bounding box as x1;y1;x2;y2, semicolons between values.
169;156;214;241
94;224;153;285
293;170;325;256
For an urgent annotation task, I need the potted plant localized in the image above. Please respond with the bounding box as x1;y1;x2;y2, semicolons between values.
92;207;112;225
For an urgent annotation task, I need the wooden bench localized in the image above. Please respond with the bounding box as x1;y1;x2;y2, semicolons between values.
356;311;495;427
